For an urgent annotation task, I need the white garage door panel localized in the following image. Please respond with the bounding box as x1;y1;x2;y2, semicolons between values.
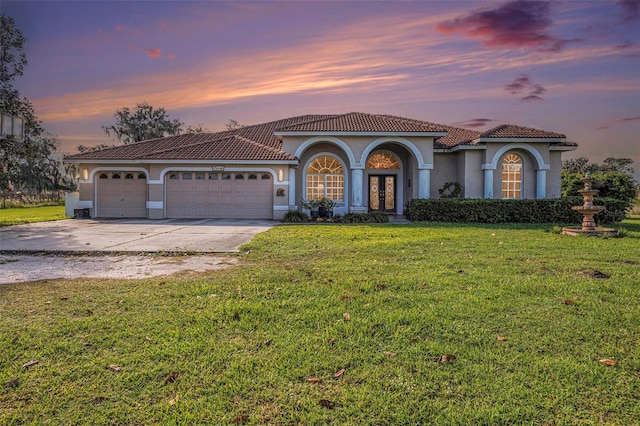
96;172;147;218
165;172;273;219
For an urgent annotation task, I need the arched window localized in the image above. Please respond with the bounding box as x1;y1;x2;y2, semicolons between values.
235;173;244;180
112;173;121;179
306;155;344;201
138;173;146;179
261;174;271;180
502;153;522;199
99;173;108;179
125;173;134;179
366;152;399;169
248;174;258;180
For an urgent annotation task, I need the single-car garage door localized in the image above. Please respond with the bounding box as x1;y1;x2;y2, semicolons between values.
96;171;147;218
166;171;273;219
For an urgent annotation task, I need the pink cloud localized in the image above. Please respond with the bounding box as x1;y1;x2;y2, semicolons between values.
597;116;640;131
145;48;161;58
167;53;176;60
436;0;573;52
115;25;127;31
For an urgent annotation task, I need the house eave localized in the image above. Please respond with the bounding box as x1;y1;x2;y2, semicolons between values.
274;131;447;138
473;137;565;143
64;158;299;165
549;145;578;152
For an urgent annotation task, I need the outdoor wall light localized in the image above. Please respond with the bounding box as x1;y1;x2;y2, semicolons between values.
82;169;89;180
278;169;284;182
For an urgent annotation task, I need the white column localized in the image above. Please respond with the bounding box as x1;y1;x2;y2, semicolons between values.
350;168;366;212
288;168;296;208
418;169;430;199
483;169;494;199
536;169;547;199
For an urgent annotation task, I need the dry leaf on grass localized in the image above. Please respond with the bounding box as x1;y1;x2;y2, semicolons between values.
22;360;38;368
334;368;345;378
108;364;122;372
232;414;249;424
3;378;19;389
384;351;397;357
599;358;616;366
319;399;335;409
169;395;179;405
497;335;507;341
437;354;456;364
307;377;322;383
164;373;180;384
327;338;336;345
343;312;351;321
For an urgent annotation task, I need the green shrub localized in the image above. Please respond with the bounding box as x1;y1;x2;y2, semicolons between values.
404;197;629;224
340;212;390;223
282;211;308;223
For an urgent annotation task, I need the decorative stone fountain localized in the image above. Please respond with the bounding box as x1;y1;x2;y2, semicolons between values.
562;173;617;237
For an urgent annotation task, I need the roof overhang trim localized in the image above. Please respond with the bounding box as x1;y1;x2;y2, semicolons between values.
274;131;447;137
473;137;564;143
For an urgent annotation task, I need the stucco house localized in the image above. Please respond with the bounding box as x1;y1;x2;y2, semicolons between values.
64;112;577;220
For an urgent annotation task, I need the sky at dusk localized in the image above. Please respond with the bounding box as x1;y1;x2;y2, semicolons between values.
3;0;639;175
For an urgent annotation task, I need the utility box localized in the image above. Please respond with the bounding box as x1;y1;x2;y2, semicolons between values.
73;208;90;219
65;192;79;217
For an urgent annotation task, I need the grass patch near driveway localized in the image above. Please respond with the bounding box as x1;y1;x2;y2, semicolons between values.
0;205;66;227
1;221;639;424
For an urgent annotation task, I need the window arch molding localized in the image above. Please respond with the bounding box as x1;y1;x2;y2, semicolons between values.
302;153;348;202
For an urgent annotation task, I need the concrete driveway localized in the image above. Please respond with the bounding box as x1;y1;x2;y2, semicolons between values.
0;218;276;253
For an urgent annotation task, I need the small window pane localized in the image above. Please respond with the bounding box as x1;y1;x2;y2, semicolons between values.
209;173;218;180
222;173;231;180
182;173;192;180
248;174;257;180
99;173;108;179
235;173;244;180
196;173;205;180
138;173;146;179
112;173;121;179
169;173;178;180
125;173;134;179
261;174;271;180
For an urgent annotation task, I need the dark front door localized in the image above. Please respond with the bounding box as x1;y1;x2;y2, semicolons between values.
369;175;396;213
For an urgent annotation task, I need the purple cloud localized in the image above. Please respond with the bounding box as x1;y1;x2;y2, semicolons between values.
617;0;640;23
505;74;546;101
452;118;495;128
436;0;571;52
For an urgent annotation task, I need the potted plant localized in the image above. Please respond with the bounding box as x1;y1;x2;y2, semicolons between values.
300;198;320;219
318;198;337;218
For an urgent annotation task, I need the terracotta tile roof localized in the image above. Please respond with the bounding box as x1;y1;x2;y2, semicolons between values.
479;124;566;139
64;113;570;161
64;115;331;161
434;126;480;148
143;135;296;161
275;112;447;133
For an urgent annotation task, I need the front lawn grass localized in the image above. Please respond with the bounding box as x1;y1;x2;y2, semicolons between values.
0;205;66;227
1;220;639;424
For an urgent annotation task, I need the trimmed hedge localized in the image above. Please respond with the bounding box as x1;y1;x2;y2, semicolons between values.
404;197;629;224
340;212;390;223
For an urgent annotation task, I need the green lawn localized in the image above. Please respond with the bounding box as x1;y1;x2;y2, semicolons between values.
0;205;66;227
1;219;639;425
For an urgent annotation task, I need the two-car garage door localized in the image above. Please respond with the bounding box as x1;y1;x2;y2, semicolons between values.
165;171;273;219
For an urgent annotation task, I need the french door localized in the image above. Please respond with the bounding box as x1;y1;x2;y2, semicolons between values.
369;175;396;213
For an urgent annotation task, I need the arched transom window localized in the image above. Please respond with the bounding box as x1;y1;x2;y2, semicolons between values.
502;153;522;199
306;155;344;201
366;152;400;169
